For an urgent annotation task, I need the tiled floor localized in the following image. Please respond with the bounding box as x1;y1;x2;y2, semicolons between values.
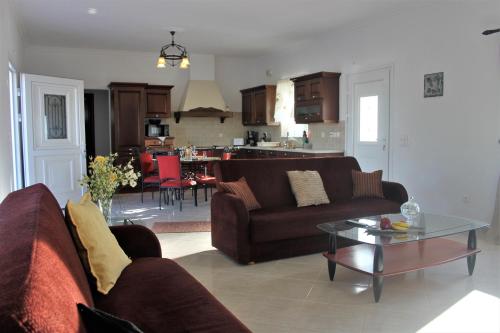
158;232;500;333
113;193;500;332
111;190;210;228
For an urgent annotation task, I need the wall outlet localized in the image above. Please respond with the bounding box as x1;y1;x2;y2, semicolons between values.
329;131;340;138
321;132;325;138
218;133;223;138
462;195;471;204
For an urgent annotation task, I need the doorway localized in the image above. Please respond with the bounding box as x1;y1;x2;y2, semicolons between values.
84;89;111;158
84;93;95;172
347;67;391;179
9;62;24;190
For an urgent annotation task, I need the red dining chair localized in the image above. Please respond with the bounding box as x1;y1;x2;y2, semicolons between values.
139;151;160;203
195;150;232;201
157;155;197;211
195;150;217;202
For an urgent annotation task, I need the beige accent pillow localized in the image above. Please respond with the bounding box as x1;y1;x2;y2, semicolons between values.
352;170;385;198
287;170;331;207
66;193;131;294
219;177;261;211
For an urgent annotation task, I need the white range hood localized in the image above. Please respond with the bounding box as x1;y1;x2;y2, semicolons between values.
178;79;228;112
174;55;232;123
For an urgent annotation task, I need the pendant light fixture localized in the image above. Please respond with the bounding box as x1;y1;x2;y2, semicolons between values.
156;31;190;69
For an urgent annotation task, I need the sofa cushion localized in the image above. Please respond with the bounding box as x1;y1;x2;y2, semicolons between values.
287;170;330;207
249;198;401;243
219;177;261;211
0;184;94;333
95;257;250;333
215;157;362;208
352;170;384;198
66;193;132;295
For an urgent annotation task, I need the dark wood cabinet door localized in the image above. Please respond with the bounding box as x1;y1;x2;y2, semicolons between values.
111;85;145;157
146;88;171;118
253;89;267;125
242;92;253;125
309;79;322;100
294;81;308;102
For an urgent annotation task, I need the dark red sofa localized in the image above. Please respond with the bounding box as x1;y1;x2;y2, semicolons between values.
0;184;250;333
212;157;408;264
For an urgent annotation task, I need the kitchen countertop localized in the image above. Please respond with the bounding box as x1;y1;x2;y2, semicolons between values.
238;146;344;154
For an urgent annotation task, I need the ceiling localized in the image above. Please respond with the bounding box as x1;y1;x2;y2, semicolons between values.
16;0;426;56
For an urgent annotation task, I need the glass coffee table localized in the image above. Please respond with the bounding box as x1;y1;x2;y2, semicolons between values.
317;213;489;302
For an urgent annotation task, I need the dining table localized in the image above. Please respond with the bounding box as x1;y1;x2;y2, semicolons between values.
153;156;221;178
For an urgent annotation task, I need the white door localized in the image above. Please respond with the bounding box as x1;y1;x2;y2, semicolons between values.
21;74;86;206
348;68;390;179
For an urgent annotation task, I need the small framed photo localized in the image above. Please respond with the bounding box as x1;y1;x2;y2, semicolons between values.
424;72;444;98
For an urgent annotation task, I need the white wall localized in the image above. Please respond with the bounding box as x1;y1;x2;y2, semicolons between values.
216;2;500;223
21;46;214;110
0;0;23;200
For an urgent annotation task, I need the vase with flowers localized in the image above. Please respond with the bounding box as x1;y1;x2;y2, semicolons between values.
81;154;140;224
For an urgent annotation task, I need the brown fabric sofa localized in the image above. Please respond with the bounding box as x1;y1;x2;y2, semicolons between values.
212;157;408;264
0;184;250;333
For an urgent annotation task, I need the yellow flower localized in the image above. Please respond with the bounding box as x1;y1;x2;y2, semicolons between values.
94;156;106;164
109;173;117;182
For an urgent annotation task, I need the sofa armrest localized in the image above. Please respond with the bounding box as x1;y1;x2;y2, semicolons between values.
110;225;162;259
382;181;408;204
211;191;251;264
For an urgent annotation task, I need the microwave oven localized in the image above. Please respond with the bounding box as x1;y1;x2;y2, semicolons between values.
146;124;169;137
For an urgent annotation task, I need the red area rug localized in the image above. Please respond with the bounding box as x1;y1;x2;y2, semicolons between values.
151;221;211;233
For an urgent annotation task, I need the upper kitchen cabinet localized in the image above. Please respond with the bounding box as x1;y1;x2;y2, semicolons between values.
240;85;277;126
145;85;173;118
291;72;341;124
109;82;147;162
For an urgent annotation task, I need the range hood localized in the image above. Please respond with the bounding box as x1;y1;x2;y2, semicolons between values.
174;55;232;123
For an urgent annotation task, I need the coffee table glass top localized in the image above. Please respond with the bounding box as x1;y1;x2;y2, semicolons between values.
317;213;488;246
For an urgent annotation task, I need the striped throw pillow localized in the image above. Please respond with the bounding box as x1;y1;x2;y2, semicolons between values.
219;177;261;211
287;170;330;207
352;170;385;198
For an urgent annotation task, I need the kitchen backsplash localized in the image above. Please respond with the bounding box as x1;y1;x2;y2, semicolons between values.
164;113;246;147
164;112;345;151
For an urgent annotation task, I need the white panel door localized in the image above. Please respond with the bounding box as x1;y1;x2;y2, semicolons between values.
349;68;390;178
21;74;86;206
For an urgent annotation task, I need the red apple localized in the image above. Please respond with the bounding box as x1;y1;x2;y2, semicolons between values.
380;217;392;230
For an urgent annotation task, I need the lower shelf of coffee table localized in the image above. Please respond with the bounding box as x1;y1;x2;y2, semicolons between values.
323;238;480;277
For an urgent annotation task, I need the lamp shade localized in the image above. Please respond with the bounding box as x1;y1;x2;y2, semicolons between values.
179;55;190;69
156;56;166;68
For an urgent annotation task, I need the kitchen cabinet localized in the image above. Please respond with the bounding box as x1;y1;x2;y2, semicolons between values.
291;72;340;124
109;83;147;165
240;85;277;126
145;85;173;118
233;148;343;159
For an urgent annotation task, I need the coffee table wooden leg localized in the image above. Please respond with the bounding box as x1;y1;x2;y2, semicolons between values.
467;230;477;275
373;245;384;302
328;234;337;281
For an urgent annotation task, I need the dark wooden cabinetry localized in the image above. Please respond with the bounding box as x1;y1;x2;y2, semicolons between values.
291;72;340;124
240;85;277;126
234;148;343;159
109;83;146;164
109;82;173;165
145;85;173;118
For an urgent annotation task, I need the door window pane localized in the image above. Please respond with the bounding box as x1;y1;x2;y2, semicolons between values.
359;95;378;142
44;94;67;139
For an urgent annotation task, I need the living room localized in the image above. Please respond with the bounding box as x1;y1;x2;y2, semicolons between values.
0;1;499;332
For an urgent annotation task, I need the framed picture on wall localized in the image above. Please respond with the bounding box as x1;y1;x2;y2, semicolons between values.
424;72;444;97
